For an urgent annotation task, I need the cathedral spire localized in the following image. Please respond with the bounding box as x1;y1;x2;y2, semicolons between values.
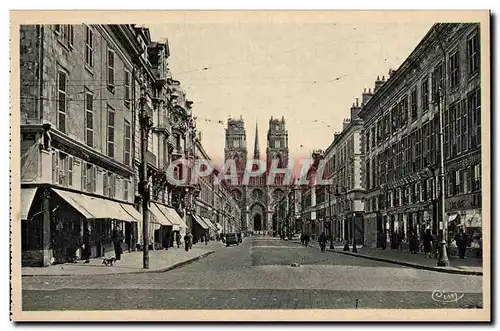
253;121;260;159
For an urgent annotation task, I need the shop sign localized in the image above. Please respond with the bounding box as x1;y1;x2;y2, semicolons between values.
446;193;481;211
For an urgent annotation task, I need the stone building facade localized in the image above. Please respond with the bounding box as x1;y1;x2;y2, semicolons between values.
359;23;482;251
223;116;289;234
20;24;143;266
301;98;366;243
19;24;237;266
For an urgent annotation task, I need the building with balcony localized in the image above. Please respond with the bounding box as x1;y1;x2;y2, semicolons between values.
359;23;482;252
131;28;187;251
20;24;144;266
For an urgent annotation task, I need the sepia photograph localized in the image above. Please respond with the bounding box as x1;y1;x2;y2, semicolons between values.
10;10;490;322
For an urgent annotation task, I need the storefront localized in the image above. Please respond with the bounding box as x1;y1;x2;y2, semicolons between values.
21;186;140;267
446;192;482;257
191;214;210;243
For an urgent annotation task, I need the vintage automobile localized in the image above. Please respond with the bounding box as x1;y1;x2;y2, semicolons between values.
225;233;239;247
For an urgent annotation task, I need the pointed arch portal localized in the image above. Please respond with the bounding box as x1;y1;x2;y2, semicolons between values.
253;214;262;231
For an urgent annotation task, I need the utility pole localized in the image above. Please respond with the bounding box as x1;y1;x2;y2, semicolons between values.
139;94;153;269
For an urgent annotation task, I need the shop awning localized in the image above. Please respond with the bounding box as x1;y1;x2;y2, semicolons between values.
52;189;138;222
156;204;187;230
120;203;142;221
193;214;209;230
149;203;173;226
203;217;218;232
52;189;94;218
21;188;38;220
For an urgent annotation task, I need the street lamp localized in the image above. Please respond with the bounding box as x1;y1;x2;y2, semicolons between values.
434;27;450;267
138;94;154;270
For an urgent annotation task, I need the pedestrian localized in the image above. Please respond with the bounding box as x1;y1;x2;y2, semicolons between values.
304;234;310;247
454;228;469;259
423;228;434;259
176;232;181;248
82;224;91;263
398;229;405;251
164;232;170;250
409;229;418;254
184;233;190;252
205;231;209;245
319;232;327;252
69;228;81;263
111;224;124;261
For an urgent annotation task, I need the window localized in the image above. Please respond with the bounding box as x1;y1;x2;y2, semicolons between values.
107;48;115;88
460;99;468;153
410;87;418;122
422;121;429;167
57;71;67;133
124;70;131;107
103;171;109;196
366;131;370;153
449;103;458;157
55;25;73;49
449;50;460;89
467;31;480;75
52;151;59;184
391;105;398;132
107;106;115;158
109;173;116;198
400;96;408;128
371;126;376;148
124;120;131;166
468;88;481;149
85;25;93;67
432;63;444;104
473;164;481;191
85;90;94;147
54;152;73;187
421;76;429;112
82;162;97;192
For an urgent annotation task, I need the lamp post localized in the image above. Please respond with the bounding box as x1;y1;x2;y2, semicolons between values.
434;27;450;267
139;94;154;270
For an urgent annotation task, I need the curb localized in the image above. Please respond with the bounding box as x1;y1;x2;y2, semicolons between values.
22;251;215;277
332;250;483;276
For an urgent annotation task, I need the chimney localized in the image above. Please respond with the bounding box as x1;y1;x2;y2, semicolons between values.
374;75;386;93
334;132;341;141
343;118;351;130
388;69;396;79
361;88;374;106
350;98;362;119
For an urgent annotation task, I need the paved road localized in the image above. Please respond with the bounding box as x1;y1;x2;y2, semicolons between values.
22;237;483;310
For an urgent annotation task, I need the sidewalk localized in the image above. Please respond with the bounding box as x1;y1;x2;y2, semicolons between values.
22;241;223;277
333;247;483;276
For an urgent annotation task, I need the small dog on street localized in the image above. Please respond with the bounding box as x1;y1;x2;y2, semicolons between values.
102;256;117;267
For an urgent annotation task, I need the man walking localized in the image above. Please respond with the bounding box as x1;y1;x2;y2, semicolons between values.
111;224;124;261
454;228;469;259
318;232;327;252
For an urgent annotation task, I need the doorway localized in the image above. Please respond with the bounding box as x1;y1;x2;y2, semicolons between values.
253;214;262;231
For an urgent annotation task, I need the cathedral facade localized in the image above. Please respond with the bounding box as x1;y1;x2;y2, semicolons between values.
224;116;290;234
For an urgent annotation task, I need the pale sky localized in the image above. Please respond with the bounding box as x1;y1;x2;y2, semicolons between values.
148;18;434;168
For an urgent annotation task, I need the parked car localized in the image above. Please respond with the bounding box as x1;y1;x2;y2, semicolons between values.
226;233;239;247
